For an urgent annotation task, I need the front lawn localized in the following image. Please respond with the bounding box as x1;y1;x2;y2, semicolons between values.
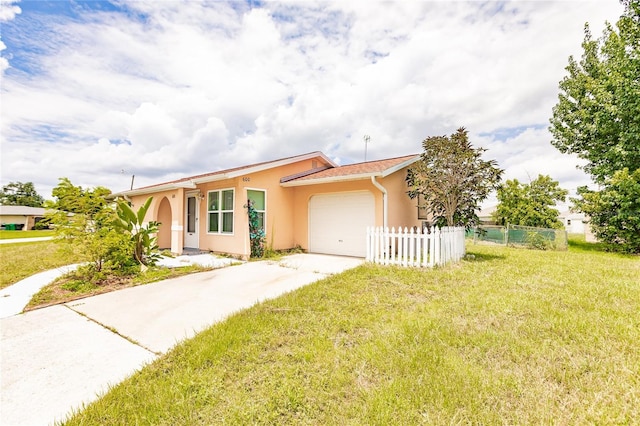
0;241;85;290
64;242;640;424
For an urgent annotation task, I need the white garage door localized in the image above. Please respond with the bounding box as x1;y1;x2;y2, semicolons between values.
308;191;375;257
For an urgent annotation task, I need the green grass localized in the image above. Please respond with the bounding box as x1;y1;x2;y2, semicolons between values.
0;229;55;239
0;240;85;289
63;240;640;425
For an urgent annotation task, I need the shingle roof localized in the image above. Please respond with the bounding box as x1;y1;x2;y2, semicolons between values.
282;154;419;185
118;151;336;196
116;151;419;196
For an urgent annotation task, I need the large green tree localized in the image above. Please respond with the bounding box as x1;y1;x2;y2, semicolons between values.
550;0;640;252
406;127;503;228
575;168;640;253
494;175;568;229
46;178;132;273
0;181;45;207
47;177;111;219
550;0;639;183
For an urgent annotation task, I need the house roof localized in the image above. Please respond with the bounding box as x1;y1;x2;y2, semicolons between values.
477;205;497;218
0;206;47;216
114;151;338;197
559;210;586;220
280;154;420;187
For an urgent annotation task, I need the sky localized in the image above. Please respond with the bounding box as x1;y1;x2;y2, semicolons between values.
0;0;624;204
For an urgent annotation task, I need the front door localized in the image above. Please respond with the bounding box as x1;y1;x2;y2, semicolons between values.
184;194;199;248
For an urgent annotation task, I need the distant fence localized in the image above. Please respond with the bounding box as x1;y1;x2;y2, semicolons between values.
467;224;568;250
366;226;466;267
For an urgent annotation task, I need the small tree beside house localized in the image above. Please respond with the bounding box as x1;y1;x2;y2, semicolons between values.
406;127;503;228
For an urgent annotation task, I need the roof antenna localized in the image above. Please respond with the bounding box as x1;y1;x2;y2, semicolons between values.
121;169;135;190
363;134;371;162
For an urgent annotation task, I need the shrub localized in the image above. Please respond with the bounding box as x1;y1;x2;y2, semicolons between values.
115;197;161;267
245;199;266;258
525;231;552;250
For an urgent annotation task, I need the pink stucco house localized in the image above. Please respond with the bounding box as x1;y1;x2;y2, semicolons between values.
115;151;422;259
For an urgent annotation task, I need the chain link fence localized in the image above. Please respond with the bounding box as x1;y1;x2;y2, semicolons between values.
467;224;568;250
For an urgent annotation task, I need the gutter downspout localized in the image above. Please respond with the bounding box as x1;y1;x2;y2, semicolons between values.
371;176;388;228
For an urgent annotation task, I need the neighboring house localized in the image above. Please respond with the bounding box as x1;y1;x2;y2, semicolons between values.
113;151;422;259
559;210;586;234
477;205;497;225
0;205;47;230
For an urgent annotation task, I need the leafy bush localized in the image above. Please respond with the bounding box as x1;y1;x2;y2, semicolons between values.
574;168;640;254
46;179;161;283
525;231;552;250
34;219;50;230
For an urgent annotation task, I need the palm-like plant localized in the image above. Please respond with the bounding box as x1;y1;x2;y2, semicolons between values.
115;197;161;267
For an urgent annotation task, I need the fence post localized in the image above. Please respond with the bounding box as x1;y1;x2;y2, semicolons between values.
390;227;396;265
402;227;407;267
503;224;507;245
410;227;416;267
415;228;422;267
378;227;383;264
425;227;430;267
433;227;440;266
398;227;404;266
380;227;389;265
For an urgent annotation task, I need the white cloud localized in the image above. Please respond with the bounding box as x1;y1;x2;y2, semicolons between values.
0;0;20;22
0;0;625;200
0;39;9;74
0;0;20;74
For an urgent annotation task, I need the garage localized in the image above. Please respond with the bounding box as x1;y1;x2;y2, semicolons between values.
308;191;375;257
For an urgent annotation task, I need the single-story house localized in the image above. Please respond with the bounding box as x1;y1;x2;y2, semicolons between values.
114;151;423;259
0;205;47;230
559;209;598;242
559;210;586;234
477;205;497;225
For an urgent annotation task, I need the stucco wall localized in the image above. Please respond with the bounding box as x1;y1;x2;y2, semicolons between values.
156;197;172;249
381;167;421;229
195;158;326;256
127;157;331;258
124;159;418;257
129;188;184;254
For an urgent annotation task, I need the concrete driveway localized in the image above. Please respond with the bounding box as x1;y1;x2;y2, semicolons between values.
0;254;363;425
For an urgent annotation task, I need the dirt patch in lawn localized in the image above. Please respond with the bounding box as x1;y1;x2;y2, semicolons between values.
25;265;211;312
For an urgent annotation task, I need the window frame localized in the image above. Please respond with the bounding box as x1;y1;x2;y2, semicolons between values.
207;188;235;235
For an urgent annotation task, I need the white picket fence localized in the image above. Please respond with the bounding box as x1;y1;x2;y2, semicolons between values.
366;226;466;267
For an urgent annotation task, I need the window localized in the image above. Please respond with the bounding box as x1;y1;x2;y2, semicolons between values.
417;193;430;220
247;189;266;232
208;189;234;234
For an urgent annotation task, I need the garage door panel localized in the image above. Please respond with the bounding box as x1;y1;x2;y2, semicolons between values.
309;191;374;257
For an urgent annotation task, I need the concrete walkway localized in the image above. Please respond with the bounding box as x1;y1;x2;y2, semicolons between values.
0;236;54;244
0;254;235;319
0;264;81;319
0;254;363;425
